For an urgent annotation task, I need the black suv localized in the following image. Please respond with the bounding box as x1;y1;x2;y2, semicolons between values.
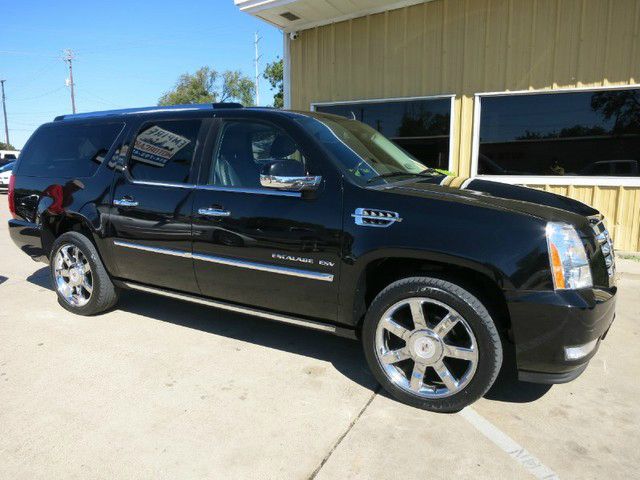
8;104;616;412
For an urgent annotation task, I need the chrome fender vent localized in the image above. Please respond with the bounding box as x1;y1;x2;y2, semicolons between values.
352;208;402;228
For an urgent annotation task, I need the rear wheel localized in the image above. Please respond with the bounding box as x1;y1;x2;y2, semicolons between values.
362;276;502;412
50;232;119;315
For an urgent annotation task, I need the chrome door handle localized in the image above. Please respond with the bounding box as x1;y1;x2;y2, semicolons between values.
114;197;139;207
198;207;231;217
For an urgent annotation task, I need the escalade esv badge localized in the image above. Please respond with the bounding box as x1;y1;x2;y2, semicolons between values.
271;253;335;268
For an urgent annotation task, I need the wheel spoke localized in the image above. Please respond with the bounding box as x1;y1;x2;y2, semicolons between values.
82;279;93;293
57;268;70;277
433;360;458;391
382;317;411;341
410;362;427;391
443;344;477;362
433;313;458;337
82;261;91;273
409;299;427;329
380;347;411;364
60;247;73;267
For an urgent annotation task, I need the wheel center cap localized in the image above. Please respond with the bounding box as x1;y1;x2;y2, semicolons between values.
415;337;436;357
69;267;83;285
410;331;443;362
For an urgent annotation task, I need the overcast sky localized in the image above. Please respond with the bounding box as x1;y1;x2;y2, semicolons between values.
1;0;283;148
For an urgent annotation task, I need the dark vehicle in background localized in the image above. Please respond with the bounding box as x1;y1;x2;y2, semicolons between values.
0;150;19;167
7;104;616;412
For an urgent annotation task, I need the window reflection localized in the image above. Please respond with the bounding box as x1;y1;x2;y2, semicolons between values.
315;98;451;170
128;120;202;184
478;88;640;177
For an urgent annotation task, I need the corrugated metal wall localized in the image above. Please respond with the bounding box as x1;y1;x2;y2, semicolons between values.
290;0;640;251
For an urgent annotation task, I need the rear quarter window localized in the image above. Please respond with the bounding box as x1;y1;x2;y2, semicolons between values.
17;122;124;178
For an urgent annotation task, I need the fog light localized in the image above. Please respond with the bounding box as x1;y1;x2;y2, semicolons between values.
564;339;599;360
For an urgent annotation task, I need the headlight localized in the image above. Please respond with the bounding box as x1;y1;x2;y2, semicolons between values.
545;222;592;289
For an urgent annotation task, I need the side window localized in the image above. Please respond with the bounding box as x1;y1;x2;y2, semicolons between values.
128;119;202;184
209;121;306;188
17;122;123;178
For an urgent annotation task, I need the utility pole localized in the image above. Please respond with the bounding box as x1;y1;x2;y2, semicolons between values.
0;80;9;145
63;49;77;114
254;31;262;106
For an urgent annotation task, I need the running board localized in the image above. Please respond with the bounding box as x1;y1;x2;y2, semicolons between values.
120;281;338;335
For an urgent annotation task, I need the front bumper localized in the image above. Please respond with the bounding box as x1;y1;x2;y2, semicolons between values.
8;219;48;262
506;287;616;383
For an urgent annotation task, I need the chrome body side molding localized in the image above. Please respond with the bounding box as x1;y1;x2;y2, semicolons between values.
113;240;334;282
113;240;191;258
121;281;337;333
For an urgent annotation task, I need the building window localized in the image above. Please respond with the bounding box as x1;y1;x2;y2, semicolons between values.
476;88;640;178
313;97;452;171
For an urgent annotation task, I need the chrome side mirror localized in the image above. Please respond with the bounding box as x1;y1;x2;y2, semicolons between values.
260;159;321;192
260;174;322;192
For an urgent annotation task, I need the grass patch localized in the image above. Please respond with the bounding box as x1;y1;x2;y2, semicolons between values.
617;252;640;262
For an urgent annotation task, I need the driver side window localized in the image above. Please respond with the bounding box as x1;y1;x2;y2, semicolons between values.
209;121;306;188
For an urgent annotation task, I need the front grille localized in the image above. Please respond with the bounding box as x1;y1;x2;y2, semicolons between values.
589;216;615;278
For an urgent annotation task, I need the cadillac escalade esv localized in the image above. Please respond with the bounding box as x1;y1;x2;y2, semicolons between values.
7;104;616;412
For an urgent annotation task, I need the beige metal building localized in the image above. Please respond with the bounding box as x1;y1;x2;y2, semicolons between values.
236;0;640;252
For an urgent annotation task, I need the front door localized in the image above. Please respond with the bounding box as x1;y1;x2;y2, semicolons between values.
191;118;342;320
109;116;209;292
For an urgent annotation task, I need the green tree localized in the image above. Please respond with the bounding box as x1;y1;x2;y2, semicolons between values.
263;58;283;108
0;142;16;150
158;67;255;106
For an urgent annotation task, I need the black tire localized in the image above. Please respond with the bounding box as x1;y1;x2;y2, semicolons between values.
49;231;119;315
362;276;502;412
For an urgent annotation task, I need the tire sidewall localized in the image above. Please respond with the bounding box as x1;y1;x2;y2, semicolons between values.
362;278;502;412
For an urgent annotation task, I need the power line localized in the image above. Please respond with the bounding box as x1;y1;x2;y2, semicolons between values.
7;59;62;94
0;50;59;59
10;85;66;102
75;88;121;108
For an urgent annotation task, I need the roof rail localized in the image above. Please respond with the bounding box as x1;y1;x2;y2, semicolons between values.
54;102;244;121
211;102;243;109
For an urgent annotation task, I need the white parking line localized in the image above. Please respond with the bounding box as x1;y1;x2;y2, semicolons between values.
459;407;559;479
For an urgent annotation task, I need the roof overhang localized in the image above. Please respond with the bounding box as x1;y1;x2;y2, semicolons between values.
234;0;429;32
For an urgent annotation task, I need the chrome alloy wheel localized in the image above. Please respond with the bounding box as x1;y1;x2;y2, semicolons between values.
374;297;478;398
53;244;93;307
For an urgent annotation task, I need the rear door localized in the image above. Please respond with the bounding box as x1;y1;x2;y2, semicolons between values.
191;116;343;320
108;116;210;292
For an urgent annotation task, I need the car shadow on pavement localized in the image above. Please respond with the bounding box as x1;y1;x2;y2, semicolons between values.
116;289;380;392
27;266;552;404
26;268;50;289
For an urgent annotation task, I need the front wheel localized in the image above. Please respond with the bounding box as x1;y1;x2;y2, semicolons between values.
362;277;503;412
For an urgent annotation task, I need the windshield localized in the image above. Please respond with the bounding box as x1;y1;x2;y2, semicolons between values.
294;113;436;185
